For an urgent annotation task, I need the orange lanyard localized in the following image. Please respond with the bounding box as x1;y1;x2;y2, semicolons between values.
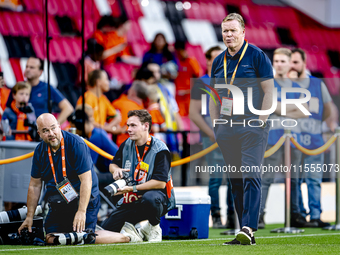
134;135;151;181
224;40;248;97
48;137;66;184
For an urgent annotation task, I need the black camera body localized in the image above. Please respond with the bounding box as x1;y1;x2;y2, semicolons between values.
0;216;44;245
8;227;43;245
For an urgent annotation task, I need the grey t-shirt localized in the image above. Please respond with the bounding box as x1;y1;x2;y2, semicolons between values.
275;78;293;88
296;78;332;104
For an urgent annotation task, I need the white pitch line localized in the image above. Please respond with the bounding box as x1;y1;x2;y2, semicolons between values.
1;232;340;252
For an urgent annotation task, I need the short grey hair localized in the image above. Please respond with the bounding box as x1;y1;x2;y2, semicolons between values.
222;13;245;30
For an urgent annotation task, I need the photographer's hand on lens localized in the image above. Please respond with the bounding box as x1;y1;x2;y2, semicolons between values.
18;217;33;234
73;211;86;233
112;168;130;180
116;186;133;196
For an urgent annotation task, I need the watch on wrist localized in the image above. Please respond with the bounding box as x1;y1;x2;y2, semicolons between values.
133;185;137;193
261;121;267;129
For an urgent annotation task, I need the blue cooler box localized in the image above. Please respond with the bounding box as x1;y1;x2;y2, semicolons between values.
160;190;211;239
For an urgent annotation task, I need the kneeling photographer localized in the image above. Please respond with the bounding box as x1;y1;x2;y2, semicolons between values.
18;113;129;245
101;110;175;242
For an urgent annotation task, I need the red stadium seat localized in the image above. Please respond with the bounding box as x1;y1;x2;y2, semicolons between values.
118;63;134;84
127;20;146;43
54;37;81;64
62;37;82;64
206;2;227;24
84;0;100;19
320;30;337;50
291;29;311;47
310;51;332;72
131;41;150;58
74;17;95;40
0;12;57;37
15;13;31;37
21;0;43;13
30;36;45;59
105;63;134;84
9;58;24;82
185;43;206;72
109;0;122;17
0;13;10;36
48;16;60;36
2;12;21;37
198;2;209;21
122;0;144;20
25;14;44;36
31;36;82;64
22;0;98;18
105;63;119;80
49;39;64;62
246;25;280;49
184;2;204;20
322;70;340;96
70;37;82;64
66;0;80;17
47;0;59;16
305;51;319;72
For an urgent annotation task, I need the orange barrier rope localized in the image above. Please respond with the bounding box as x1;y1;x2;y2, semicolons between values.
290;135;337;155
264;136;286;158
0;151;34;165
83;139;114;161
171;142;219;167
83;138;220;168
0;134;337;166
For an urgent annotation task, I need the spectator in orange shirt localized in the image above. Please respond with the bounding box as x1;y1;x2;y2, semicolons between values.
0;71;11;119
94;16;139;66
174;41;202;117
112;80;148;146
77;69;121;134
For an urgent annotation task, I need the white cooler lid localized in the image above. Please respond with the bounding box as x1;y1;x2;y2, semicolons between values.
174;191;211;205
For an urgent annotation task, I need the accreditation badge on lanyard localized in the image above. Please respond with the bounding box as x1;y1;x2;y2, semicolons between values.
133;135;151;184
221;40;248;117
48;137;78;204
221;97;233;116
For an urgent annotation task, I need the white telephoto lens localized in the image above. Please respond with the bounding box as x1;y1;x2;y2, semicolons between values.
109;179;127;195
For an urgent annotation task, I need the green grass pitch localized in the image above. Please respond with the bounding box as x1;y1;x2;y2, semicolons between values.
1;224;340;254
